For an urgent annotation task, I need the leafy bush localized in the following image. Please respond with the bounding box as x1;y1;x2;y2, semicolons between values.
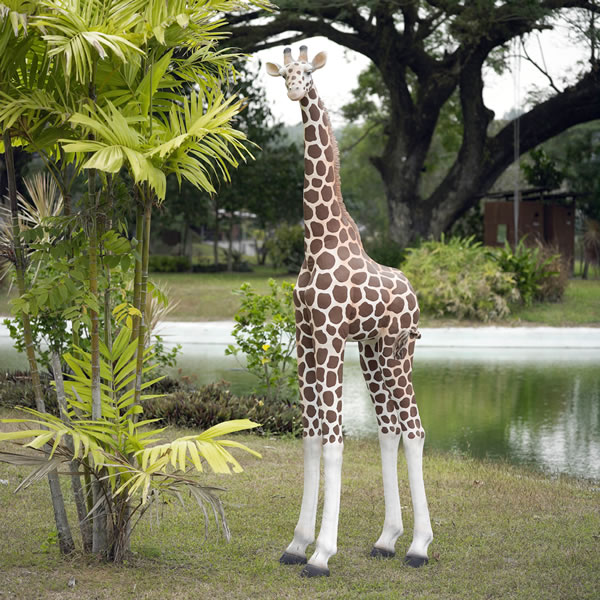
402;236;518;321
267;224;304;273
142;382;302;437
489;239;567;305
149;255;191;273
226;279;297;400
365;235;407;268
0;370;58;414
1;372;301;437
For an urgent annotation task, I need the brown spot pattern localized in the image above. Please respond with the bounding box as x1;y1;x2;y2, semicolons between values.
290;77;424;445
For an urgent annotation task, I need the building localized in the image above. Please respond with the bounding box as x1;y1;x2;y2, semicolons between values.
483;188;576;266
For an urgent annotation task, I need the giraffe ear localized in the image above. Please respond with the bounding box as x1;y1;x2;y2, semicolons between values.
311;51;327;71
266;62;283;77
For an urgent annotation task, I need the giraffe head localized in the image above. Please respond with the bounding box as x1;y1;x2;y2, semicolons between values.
266;45;327;101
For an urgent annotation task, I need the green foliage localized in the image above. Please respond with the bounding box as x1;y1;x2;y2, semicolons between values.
143;382;301;437
402;236;518;321
522;148;564;189
226;279;297;400
0;322;260;558
40;529;59;554
0;0;272;561
543;122;600;221
266;224;304;273
365;235;407;268
149;255;191;273
0;370;58;413
338;121;388;236
490;239;567;305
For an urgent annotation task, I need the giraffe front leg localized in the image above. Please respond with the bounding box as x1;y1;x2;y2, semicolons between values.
280;436;321;564
301;335;346;578
281;320;321;565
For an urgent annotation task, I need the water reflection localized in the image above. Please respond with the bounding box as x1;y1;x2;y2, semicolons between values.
174;344;600;479
1;333;599;479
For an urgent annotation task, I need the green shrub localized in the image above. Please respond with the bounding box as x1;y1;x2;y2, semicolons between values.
402;236;518;321
1;373;301;437
266;224;304;273
226;279;297;400
489;239;567;305
142;382;302;437
0;370;58;414
149;255;191;273
365;235;407;268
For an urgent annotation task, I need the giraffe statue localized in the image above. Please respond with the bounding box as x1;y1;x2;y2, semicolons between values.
266;46;433;578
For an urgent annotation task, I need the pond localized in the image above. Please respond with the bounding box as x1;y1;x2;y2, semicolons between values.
1;322;599;481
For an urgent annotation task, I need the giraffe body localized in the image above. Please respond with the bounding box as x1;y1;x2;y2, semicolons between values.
267;47;433;577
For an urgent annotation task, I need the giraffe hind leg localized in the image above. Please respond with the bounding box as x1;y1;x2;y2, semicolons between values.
359;341;404;559
378;338;433;566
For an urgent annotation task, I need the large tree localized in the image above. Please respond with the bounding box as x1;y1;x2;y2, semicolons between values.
229;0;600;245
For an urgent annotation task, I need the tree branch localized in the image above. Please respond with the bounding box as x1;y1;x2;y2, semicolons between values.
519;40;562;94
487;65;600;186
339;120;384;155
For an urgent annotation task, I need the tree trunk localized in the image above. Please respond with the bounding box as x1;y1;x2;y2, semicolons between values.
134;192;152;407
132;195;144;342
226;216;233;272
3;130;75;555
51;351;93;552
86;167;109;556
213;198;220;268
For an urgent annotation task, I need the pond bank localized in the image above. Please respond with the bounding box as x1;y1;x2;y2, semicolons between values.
143;321;600;348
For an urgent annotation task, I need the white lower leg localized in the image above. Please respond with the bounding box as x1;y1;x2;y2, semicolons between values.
403;435;433;559
285;436;322;558
373;431;403;554
307;441;343;571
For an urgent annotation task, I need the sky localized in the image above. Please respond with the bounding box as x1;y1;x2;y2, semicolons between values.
249;20;589;128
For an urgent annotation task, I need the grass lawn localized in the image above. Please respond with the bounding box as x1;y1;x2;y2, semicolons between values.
507;279;600;326
1;270;598;326
152;266;294;321
1;409;598;599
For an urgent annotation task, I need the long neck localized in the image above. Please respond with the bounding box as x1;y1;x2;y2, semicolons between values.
300;87;362;258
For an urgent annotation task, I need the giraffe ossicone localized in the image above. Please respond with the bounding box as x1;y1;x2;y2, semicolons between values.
266;46;433;578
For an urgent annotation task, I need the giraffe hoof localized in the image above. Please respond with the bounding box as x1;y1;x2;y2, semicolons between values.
370;547;395;559
404;554;429;568
279;552;307;565
300;564;330;578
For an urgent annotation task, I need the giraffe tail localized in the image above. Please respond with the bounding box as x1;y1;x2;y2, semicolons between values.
394;327;421;359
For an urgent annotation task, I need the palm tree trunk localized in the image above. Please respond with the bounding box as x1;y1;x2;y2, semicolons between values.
51;351;93;552
213;198;220;268
132;194;144;343
134;191;152;406
87;167;108;556
3;130;75;555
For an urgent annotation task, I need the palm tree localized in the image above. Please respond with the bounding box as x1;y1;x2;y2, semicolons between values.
0;0;272;559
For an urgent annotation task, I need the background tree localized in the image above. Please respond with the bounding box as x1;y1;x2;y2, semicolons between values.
230;0;600;245
152;61;303;270
210;61;303;269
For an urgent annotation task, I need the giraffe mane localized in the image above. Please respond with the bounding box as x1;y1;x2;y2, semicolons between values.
320;102;363;247
320;103;342;199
